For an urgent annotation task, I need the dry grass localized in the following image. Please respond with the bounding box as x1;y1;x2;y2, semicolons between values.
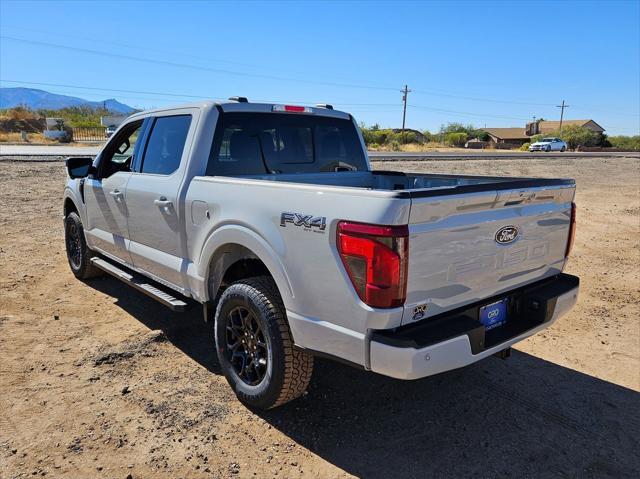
368;142;467;152
368;142;523;153
0;132;58;144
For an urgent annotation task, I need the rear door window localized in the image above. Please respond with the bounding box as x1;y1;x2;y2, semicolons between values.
140;115;192;175
207;113;367;176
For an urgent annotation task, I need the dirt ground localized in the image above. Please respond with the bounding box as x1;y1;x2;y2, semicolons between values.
0;156;638;478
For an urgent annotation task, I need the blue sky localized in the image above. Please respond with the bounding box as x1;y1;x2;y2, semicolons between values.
1;0;639;135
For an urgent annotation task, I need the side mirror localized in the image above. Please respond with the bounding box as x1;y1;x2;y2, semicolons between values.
66;157;95;179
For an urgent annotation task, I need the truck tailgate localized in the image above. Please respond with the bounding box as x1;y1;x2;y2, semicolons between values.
403;182;575;325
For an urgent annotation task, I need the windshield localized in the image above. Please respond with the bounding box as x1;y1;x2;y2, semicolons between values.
541;138;555;142
207;112;367;176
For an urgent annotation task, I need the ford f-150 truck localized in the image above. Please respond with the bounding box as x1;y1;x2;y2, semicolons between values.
63;98;579;409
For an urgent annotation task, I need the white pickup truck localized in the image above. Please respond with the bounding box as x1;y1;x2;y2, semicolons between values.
63;99;579;409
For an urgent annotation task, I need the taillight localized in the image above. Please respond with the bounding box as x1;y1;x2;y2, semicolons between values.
337;221;409;308
565;202;577;258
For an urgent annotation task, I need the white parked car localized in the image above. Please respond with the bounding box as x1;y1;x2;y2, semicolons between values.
529;137;567;152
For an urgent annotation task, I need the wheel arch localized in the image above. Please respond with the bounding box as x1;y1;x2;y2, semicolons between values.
62;187;85;223
198;225;294;309
63;196;78;217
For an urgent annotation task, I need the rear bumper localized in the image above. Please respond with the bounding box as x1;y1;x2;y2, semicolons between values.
369;273;579;380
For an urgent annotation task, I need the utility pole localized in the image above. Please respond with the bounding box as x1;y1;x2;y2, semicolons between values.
400;84;411;143
556;100;569;134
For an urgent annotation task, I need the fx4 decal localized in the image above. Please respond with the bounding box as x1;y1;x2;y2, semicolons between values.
280;212;327;233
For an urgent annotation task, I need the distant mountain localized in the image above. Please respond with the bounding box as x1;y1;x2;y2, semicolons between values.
0;87;136;114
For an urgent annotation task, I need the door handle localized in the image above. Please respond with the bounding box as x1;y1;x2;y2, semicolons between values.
109;189;122;196
154;196;173;208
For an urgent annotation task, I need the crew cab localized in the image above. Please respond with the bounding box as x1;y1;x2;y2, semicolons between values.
63;98;579;409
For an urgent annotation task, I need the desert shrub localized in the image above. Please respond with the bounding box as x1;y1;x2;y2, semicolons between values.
36;106;106;128
608;135;640;150
393;131;418;144
557;125;599;149
0;106;38;120
520;142;531;151
445;132;468;147
373;130;390;145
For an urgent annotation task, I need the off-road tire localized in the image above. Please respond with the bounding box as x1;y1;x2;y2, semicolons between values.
214;276;313;409
64;211;101;279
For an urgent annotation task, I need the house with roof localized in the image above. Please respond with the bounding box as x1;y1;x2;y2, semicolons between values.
482;119;605;148
483;127;531;146
530;119;605;135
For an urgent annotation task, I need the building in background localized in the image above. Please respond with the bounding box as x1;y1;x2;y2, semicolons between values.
482;119;605;148
527;119;605;136
483;128;531;147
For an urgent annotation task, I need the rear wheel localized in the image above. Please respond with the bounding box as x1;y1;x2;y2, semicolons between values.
214;276;313;409
561;146;566;152
64;212;101;279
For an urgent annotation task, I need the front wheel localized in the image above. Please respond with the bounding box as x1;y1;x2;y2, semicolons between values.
214;276;313;409
64;212;101;279
561;146;566;152
545;145;551;152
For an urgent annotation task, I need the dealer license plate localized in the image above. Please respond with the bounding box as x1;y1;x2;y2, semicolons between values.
479;298;508;330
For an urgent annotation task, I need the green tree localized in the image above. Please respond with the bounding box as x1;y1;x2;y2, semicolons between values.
557;125;599;149
608;135;639;150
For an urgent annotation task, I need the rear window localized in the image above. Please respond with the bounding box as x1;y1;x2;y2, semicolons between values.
206;112;367;176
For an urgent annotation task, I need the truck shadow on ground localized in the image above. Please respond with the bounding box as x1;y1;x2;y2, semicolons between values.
89;278;640;478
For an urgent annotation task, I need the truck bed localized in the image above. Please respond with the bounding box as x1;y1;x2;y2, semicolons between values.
232;170;574;197
201;169;576;329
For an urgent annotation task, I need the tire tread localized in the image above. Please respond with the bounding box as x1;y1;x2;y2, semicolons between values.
215;276;313;409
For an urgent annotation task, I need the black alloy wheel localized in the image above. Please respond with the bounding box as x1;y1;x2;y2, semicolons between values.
224;305;269;386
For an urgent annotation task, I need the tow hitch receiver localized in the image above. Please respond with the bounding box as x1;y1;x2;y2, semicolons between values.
494;347;512;360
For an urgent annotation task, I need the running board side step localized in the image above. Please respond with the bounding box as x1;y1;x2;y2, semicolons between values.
91;257;190;312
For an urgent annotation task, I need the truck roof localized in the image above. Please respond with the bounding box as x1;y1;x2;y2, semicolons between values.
128;99;351;120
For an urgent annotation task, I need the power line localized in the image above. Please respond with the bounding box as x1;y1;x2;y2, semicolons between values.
0;79;214;100
571;105;639;118
0;35;399;93
0;33;595;109
0;78;534;122
411;87;554;107
0;79;404;107
4;28;639;117
408;104;530;121
2;79;636;133
1;25;397;91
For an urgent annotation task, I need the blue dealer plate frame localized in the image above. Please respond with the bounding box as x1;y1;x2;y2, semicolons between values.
479;298;508;330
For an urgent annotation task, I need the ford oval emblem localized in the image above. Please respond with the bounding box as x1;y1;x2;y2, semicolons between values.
495;225;519;245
